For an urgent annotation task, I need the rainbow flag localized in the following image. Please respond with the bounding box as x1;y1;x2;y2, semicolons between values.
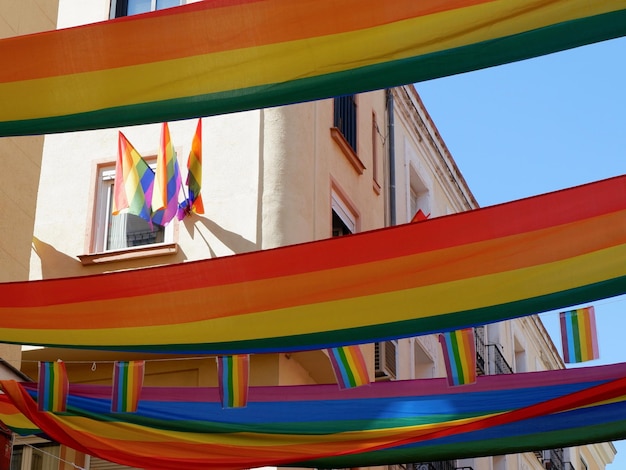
112;132;154;223
178;119;204;219
0;175;626;354
560;307;600;363
217;355;249;408
6;363;626;469
439;329;476;387
37;361;68;412
328;345;370;389
152;122;181;226
1;1;626;137
112;361;145;413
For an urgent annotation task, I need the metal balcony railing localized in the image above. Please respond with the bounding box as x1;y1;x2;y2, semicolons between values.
475;326;486;376
486;344;513;375
412;461;459;470
333;95;357;152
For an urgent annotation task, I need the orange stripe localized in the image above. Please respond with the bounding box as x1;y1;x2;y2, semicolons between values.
0;0;494;82
1;209;624;330
4;175;625;308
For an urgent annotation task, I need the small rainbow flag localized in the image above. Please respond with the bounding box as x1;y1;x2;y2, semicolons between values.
112;132;154;223
178;119;204;220
217;355;249;408
439;329;477;387
112;361;145;413
560;307;599;363
328;345;370;389
37;361;69;412
152;122;182;226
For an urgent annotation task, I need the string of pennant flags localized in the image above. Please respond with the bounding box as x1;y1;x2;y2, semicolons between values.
113;119;204;227
35;306;598;413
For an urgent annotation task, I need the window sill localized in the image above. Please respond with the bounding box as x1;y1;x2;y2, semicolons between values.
78;243;178;266
330;127;365;175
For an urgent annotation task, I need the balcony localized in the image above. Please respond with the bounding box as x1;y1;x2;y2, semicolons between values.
486;344;513;375
535;448;574;470
412;462;472;470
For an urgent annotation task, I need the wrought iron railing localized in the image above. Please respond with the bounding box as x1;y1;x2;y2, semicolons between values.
540;448;567;470
334;95;357;152
475;326;486;376
413;461;457;470
486;344;513;375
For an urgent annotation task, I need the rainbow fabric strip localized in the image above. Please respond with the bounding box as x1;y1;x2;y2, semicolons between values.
4;363;626;469
37;361;68;413
328;345;370;389
112;132;154;223
1;1;626;136
151;122;181;226
217;355;249;408
560;307;600;363
0;175;626;353
112;361;145;413
439;329;477;386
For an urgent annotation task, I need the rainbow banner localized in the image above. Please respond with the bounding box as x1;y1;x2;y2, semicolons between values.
112;132;154;223
37;361;68;413
217;355;249;408
439;329;477;386
0;176;626;353
112;361;145;413
328;345;370;389
178;118;204;219
151;122;181;226
5;363;626;469
1;1;626;136
560;307;600;363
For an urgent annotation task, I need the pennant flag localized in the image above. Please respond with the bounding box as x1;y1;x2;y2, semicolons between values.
37;361;68;412
112;132;154;223
439;329;476;387
112;361;145;413
560;307;600;363
152;123;182;226
411;209;430;223
328;345;370;389
217;355;249;408
178;119;204;219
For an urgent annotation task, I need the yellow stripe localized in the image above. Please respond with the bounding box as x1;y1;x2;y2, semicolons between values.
0;0;622;121
52;412;499;447
2;243;624;347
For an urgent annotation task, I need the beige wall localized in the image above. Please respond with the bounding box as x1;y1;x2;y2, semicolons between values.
0;0;59;368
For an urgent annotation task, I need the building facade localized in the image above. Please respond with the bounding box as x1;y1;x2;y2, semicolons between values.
1;1;617;470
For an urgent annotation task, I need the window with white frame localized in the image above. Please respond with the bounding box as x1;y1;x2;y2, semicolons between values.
10;442;60;470
408;164;430;221
112;0;183;18
331;190;358;237
92;167;172;253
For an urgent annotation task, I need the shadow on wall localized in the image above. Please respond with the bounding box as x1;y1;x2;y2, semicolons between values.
182;215;261;257
31;236;83;279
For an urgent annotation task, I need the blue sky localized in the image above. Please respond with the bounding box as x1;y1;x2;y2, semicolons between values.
416;36;626;467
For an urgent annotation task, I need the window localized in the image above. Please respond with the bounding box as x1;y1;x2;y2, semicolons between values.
331;189;358;236
408;163;431;222
92;168;168;253
112;0;182;17
10;443;59;470
333;95;357;152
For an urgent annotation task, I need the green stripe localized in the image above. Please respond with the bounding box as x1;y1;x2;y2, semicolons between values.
571;312;582;362
2;9;626;137
302;420;626;467
6;275;626;354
